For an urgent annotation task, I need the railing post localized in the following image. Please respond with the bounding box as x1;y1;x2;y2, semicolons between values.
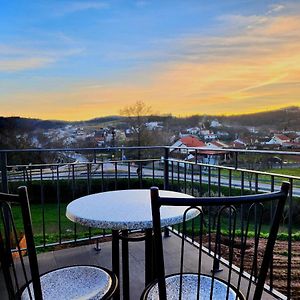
163;147;170;237
234;151;239;169
1;151;10;243
163;147;169;190
93;150;97;163
1;151;9;193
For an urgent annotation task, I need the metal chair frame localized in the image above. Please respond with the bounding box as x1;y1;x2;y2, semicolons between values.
0;186;117;300
141;182;290;300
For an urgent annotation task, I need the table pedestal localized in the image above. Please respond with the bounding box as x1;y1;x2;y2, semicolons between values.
112;229;154;300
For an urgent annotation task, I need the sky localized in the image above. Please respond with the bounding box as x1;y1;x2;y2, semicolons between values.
1;0;300;121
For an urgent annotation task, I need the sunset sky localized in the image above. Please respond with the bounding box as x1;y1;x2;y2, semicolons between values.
1;1;300;120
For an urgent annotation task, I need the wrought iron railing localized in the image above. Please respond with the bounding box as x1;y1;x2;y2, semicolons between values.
0;146;299;299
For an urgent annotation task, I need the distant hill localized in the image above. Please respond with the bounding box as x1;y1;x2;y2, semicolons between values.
221;106;300;129
145;106;300;131
70;116;122;125
1;106;299;131
0;117;66;132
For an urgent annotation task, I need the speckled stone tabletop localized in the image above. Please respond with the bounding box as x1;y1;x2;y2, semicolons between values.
66;189;199;230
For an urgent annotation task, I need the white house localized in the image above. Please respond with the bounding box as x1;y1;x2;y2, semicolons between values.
210;120;222;128
266;134;290;145
170;136;206;154
186;127;200;135
203;132;217;141
199;129;210;136
145;122;163;130
206;141;228;149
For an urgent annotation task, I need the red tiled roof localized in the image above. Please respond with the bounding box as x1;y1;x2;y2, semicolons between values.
275;134;290;141
230;141;246;149
180;136;206;147
210;141;224;148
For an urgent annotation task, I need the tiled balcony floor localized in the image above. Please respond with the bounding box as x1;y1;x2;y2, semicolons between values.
1;232;278;299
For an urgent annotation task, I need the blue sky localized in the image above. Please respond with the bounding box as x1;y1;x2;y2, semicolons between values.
1;1;300;120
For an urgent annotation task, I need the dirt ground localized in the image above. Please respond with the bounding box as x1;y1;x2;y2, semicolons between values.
198;235;300;299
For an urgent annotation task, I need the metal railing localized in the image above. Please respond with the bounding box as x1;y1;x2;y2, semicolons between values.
0;146;299;299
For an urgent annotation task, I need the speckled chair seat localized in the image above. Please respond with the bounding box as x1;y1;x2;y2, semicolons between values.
21;265;117;300
0;187;118;300
142;273;244;300
142;184;290;300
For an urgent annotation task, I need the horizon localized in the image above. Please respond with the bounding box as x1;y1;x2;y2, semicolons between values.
2;105;299;123
1;1;300;121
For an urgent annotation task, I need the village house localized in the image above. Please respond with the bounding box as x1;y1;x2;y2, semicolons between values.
145;121;163;130
186;127;200;135
210;119;222;128
230;138;247;149
266;134;290;145
199;129;217;141
205;140;229;149
170;135;206;154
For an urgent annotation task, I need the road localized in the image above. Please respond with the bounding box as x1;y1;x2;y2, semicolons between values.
7;162;300;197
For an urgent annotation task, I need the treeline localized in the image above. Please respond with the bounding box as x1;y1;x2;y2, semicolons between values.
0;116;66;130
222;106;300;129
146;106;300;130
1;106;300;133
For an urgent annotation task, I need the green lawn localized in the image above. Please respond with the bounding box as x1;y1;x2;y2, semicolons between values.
10;201;298;250
11;203;107;247
7;175;300;250
265;168;300;177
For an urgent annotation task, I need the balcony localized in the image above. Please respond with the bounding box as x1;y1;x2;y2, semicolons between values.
1;146;299;299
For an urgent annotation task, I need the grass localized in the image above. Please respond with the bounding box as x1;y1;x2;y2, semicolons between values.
7;175;300;250
181;165;300;186
10;199;300;254
11;203;108;247
265;168;300;177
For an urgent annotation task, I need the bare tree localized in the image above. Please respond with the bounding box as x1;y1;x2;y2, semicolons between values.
120;100;152;148
239;153;264;191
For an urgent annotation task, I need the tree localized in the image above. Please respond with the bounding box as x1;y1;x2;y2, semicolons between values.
120;100;152;148
239;153;264;191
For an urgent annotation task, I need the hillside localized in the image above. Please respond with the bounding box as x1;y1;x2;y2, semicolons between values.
222;106;300;129
0;117;66;131
0;106;299;132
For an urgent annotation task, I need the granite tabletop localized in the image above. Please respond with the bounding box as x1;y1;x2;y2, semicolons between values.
66;189;199;230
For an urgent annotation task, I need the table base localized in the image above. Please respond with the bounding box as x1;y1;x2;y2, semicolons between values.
112;229;154;300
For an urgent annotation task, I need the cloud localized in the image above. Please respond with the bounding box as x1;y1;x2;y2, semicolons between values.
54;1;109;16
254;16;300;36
266;4;285;15
0;57;55;72
217;14;269;29
2;2;300;119
0;42;84;73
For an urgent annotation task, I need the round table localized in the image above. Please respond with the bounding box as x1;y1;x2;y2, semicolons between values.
66;189;198;300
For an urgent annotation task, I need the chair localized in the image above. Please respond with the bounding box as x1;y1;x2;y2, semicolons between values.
0;186;118;300
141;182;290;300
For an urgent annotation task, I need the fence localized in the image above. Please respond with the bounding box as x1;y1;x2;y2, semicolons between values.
0;146;299;299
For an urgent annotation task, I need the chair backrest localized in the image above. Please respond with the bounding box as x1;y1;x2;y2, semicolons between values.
150;182;290;300
0;186;42;299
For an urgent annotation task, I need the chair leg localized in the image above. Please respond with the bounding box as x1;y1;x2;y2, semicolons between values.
94;239;102;252
122;230;130;300
112;230;120;300
145;229;154;285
